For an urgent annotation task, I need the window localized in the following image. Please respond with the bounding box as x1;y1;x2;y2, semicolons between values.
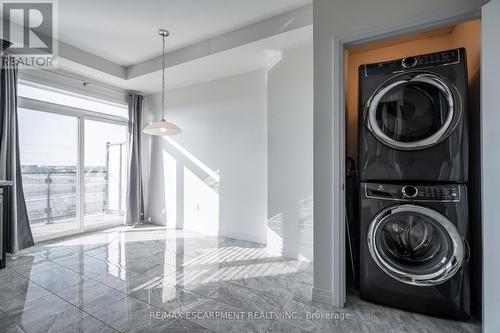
84;120;127;228
18;109;79;239
17;83;128;241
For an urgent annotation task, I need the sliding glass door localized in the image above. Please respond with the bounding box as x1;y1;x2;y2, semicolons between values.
18;108;79;239
17;86;128;241
84;119;127;228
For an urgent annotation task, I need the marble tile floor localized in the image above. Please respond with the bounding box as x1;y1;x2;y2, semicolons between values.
0;225;480;333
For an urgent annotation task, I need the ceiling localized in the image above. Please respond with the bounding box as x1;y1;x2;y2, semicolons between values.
58;25;312;94
59;0;311;66
17;0;313;95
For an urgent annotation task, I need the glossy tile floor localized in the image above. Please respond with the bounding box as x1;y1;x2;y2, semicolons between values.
0;225;480;333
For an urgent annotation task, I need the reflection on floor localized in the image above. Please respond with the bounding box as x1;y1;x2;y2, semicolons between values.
0;225;479;333
31;214;123;240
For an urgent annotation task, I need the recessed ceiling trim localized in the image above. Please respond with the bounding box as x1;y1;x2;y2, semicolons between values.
126;4;312;79
5;17;127;80
59;41;127;79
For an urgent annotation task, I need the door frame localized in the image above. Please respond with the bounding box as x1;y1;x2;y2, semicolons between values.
480;2;500;332
328;2;484;308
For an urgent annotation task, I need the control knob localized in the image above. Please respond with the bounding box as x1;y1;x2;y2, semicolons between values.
402;185;418;198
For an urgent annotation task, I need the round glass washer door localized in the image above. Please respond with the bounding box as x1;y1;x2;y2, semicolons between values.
367;204;466;286
365;72;462;151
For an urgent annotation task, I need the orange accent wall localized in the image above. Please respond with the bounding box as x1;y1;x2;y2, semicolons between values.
344;20;481;161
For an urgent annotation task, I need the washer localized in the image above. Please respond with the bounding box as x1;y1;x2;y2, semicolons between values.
358;48;468;182
359;182;470;319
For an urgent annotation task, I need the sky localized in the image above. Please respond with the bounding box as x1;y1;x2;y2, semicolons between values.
18;109;126;167
17;79;128;169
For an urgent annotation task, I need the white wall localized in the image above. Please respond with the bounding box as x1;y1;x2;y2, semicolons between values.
267;45;313;261
481;1;500;332
313;0;487;305
143;46;314;253
144;70;268;243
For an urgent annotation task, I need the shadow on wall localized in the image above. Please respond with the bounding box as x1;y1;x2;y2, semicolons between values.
144;54;311;255
267;196;313;262
148;135;220;236
148;133;298;254
266;45;314;262
298;196;313;260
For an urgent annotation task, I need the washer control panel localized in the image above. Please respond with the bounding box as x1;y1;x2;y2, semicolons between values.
417;185;459;200
364;183;460;202
364;49;461;76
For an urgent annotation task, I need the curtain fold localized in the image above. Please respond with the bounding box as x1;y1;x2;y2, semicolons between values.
0;55;34;251
125;93;144;226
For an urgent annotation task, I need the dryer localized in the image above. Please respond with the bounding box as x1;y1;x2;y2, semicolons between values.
359;182;470;319
358;48;468;182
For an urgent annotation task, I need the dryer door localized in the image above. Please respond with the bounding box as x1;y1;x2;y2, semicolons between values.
365;72;462;151
367;204;466;286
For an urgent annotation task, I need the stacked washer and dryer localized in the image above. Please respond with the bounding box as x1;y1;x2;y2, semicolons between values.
357;48;470;319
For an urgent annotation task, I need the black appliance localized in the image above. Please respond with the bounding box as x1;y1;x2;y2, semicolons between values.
358;48;469;182
346;157;359;288
0;187;4;269
359;182;470;319
0;181;13;269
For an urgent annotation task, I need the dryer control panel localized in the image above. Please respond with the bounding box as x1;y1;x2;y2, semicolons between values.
363;48;462;76
364;183;461;202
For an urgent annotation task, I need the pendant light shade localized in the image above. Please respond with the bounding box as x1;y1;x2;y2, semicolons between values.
143;29;182;136
143;119;181;136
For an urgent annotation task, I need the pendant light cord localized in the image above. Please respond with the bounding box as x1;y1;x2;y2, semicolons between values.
143;29;181;136
161;33;166;120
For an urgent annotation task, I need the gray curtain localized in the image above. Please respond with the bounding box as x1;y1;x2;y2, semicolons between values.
125;93;144;226
0;54;34;251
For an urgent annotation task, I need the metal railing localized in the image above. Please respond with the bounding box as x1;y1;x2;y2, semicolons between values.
22;169;118;224
22;142;126;225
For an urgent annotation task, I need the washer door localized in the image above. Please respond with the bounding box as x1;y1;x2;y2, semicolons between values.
367;204;466;286
365;72;462;151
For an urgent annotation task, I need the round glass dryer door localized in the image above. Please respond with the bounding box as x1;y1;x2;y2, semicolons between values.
367;204;466;286
365;73;462;150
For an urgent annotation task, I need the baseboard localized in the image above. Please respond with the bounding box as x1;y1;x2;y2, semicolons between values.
312;287;334;305
217;228;266;245
142;220;166;227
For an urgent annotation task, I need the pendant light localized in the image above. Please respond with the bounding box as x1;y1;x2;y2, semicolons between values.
143;29;182;136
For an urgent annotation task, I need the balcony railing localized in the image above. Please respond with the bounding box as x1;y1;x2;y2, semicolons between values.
21;142;126;226
22;169;124;225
